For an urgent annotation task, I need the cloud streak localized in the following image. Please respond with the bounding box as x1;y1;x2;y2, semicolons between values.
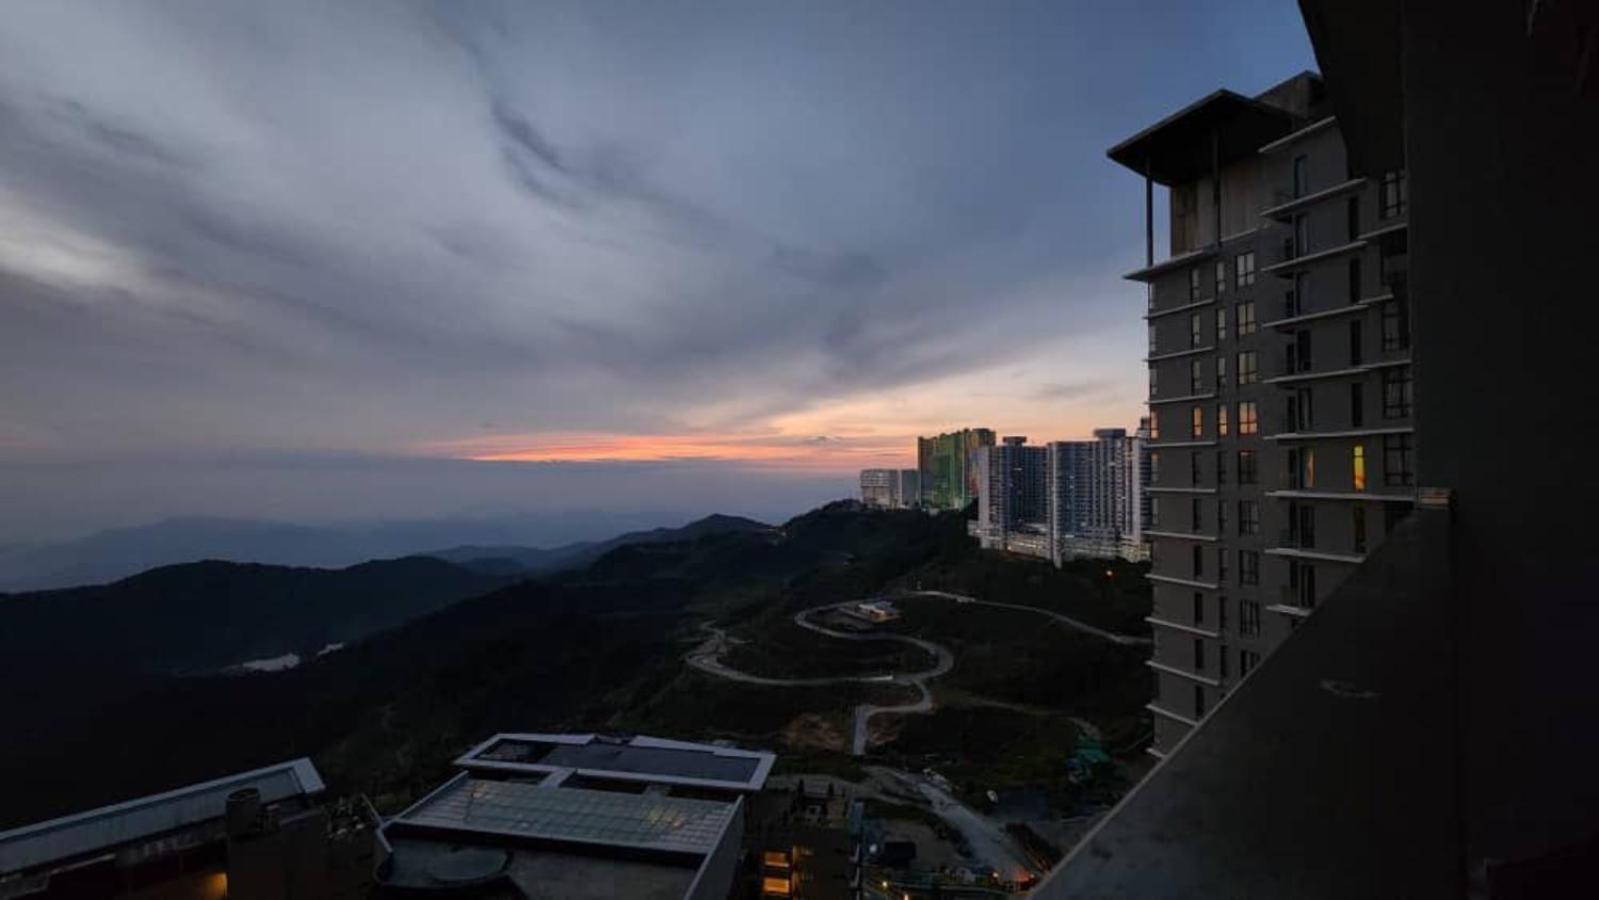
0;0;1315;534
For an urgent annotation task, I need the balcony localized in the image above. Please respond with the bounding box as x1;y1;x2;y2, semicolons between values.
1033;507;1461;898
1259;238;1367;276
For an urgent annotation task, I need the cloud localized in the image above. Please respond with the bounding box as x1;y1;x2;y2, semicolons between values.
0;0;1316;535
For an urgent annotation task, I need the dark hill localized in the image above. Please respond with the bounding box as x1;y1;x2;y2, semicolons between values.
0;555;513;743
425;513;771;575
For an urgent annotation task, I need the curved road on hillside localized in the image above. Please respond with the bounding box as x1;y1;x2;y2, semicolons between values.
685;591;1147;755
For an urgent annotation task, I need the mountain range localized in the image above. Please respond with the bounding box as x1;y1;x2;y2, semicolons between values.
0;508;704;591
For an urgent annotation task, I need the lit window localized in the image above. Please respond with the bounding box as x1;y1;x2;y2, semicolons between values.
1237;401;1258;435
1352;444;1367;491
1236;351;1258;385
1216;403;1229;437
1235;301;1257;336
1191;405;1204;439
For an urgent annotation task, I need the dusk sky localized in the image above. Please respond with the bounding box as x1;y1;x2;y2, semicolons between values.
0;1;1314;541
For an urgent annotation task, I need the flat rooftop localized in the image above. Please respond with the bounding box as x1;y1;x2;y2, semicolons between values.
382;836;699;900
395;776;737;857
457;733;774;792
0;758;323;877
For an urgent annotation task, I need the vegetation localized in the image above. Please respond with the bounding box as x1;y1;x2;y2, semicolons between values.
0;501;1153;830
889;551;1151;636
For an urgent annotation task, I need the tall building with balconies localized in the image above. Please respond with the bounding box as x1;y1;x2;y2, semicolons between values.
1108;71;1416;755
917;428;996;511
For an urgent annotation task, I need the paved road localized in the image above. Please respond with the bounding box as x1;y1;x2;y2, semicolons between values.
905;589;1151;646
684;590;1144;755
791;606;954;754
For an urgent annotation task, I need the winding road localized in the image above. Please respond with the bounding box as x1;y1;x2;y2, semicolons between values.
684;590;1147;755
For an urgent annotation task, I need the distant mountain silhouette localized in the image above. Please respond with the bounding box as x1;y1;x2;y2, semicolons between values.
0;510;691;590
425;513;772;575
0;555;514;744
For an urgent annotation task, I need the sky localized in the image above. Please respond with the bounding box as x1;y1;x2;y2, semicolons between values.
0;1;1314;541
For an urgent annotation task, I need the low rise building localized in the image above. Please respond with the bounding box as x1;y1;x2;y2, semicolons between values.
375;733;774;900
0;758;373;900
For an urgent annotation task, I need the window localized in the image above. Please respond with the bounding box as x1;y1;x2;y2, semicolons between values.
1217;498;1227;533
1217;547;1229;582
1235;252;1256;288
1190;359;1204;393
1194;638;1206;672
1150;364;1159;398
1380;170;1407;219
1150;451;1161;483
1238;401;1258;435
1384;434;1415;486
1190;451;1202;484
1150;411;1161;440
1191;497;1202;531
1194;683;1206;717
1353;444;1367;492
1348;257;1363;304
1288;329;1312;373
1193;592;1205;625
1218;595;1228;631
1216;452;1227;485
1235;301;1257;336
1215;260;1227;296
1294;502;1317;549
1192;544;1204;577
1148;324;1158;356
1238;500;1260;536
1289;387;1314;432
1239;550;1260;585
1189;267;1202;301
1191;312;1203;349
1291;560;1318;608
1237;351;1259;385
1351;382;1365;427
1191;405;1204;439
1292;214;1309;257
1353;506;1368;554
1292;155;1309;197
1216;305;1228;343
1150;497;1161;528
1219;644;1230;679
1383;366;1413;418
1240;600;1261;637
1289;272;1309;318
1237;449;1258;484
1215;354;1228;390
1288;447;1316;489
1216;403;1229;437
1349;319;1364;366
1241;648;1261;675
1381;297;1411;350
1346;196;1360;242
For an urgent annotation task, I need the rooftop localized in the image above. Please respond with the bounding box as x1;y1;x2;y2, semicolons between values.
457;733;775;792
1107;90;1299;185
0;758;323;877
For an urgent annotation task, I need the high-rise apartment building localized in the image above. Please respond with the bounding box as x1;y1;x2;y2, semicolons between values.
1046;428;1148;564
975;436;1048;551
1109;71;1415;755
916;428;995;511
858;468;920;509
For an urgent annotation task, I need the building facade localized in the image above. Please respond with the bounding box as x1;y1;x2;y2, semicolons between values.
1046;428;1149;564
858;469;921;509
975;437;1048;554
1109;71;1416;755
916;428;995;511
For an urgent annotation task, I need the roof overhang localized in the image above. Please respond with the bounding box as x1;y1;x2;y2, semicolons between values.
1298;0;1405;174
1108;90;1299;185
